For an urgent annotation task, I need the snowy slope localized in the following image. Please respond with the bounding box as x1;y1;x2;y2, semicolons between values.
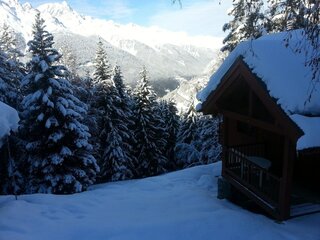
0;0;219;85
0;162;319;240
162;52;227;112
162;75;209;113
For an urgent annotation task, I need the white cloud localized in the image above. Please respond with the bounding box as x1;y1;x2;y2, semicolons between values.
149;0;232;37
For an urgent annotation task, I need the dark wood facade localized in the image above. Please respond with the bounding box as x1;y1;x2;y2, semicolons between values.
200;57;312;220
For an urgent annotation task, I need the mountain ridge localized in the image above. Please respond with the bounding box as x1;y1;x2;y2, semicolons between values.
0;0;219;94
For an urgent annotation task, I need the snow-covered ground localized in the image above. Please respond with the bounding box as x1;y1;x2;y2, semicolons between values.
0;162;319;240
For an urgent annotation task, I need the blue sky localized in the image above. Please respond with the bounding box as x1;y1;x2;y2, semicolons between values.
21;0;232;37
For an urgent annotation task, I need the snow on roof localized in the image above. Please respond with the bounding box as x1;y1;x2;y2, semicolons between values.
198;30;320;150
198;30;320;116
0;101;19;147
290;114;320;150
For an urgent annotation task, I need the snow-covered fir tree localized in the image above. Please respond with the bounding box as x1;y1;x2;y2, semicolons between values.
152;100;169;169
99;82;135;182
158;100;179;170
197;116;222;164
109;65;137;180
222;0;265;52
21;13;99;194
176;101;199;145
0;24;25;195
79;72;96;138
59;45;77;79
93;38;112;85
300;1;319;85
265;0;306;32
89;38;113;160
0;24;24;108
284;1;320;89
133;67;168;177
266;0;290;32
0;24;24;64
175;101;200;168
113;64;126;98
91;42;135;182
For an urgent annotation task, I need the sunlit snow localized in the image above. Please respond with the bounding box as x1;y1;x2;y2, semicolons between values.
0;163;319;240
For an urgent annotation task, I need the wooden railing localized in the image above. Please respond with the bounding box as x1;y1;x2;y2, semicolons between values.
225;144;281;207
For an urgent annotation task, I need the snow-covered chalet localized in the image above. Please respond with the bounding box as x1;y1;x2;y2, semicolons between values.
197;30;320;220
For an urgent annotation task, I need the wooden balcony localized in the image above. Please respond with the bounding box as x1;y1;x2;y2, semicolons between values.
223;144;282;216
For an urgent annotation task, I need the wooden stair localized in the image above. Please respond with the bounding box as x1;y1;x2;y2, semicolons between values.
290;203;320;218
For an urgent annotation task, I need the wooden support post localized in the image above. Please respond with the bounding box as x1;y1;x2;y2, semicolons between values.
221;116;229;177
278;138;295;220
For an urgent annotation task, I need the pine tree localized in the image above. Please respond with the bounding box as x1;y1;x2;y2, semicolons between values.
265;0;307;32
175;101;200;168
93;38;112;85
198;116;222;164
0;25;25;195
90;38;113;161
91;42;135;182
286;1;320;93
302;1;320;86
59;45;77;79
153;100;169;171
176;102;199;144
99;82;135;182
110;65;137;180
0;24;24;108
21;13;99;194
222;0;265;52
133;67;168;177
113;64;126;98
158;100;179;170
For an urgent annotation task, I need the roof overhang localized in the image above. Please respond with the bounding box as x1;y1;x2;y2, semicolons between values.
200;57;303;141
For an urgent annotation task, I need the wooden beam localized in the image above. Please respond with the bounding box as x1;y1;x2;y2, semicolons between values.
239;62;303;140
222;110;285;136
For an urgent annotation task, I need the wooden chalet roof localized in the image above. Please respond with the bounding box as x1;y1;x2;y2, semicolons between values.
197;30;320;150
